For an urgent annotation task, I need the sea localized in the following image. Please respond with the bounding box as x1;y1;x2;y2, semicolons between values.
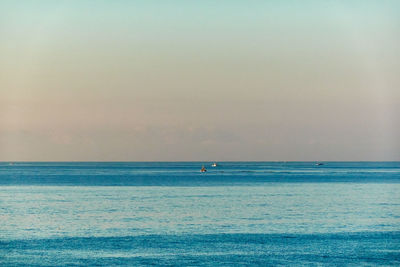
0;162;399;266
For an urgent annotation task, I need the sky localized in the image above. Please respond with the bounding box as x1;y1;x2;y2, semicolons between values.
0;1;399;161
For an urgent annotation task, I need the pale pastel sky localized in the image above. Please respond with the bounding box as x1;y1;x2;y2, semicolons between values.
1;1;399;161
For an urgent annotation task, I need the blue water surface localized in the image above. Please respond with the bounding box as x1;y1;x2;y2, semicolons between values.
0;162;399;266
1;161;400;186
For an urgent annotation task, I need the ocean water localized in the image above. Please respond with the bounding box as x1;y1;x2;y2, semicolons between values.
0;162;399;266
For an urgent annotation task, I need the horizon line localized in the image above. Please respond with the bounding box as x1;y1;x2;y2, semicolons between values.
2;160;400;163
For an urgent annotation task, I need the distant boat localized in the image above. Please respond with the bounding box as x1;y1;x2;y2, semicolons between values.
200;165;207;172
211;163;218;167
315;163;324;166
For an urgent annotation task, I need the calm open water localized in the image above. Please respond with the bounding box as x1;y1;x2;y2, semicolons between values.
1;162;400;266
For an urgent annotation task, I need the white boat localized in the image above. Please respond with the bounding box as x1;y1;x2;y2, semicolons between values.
211;163;218;167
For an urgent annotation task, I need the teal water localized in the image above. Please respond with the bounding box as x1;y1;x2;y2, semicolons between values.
1;162;400;266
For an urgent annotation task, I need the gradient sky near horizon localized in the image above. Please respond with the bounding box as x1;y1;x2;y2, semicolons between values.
1;1;399;161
